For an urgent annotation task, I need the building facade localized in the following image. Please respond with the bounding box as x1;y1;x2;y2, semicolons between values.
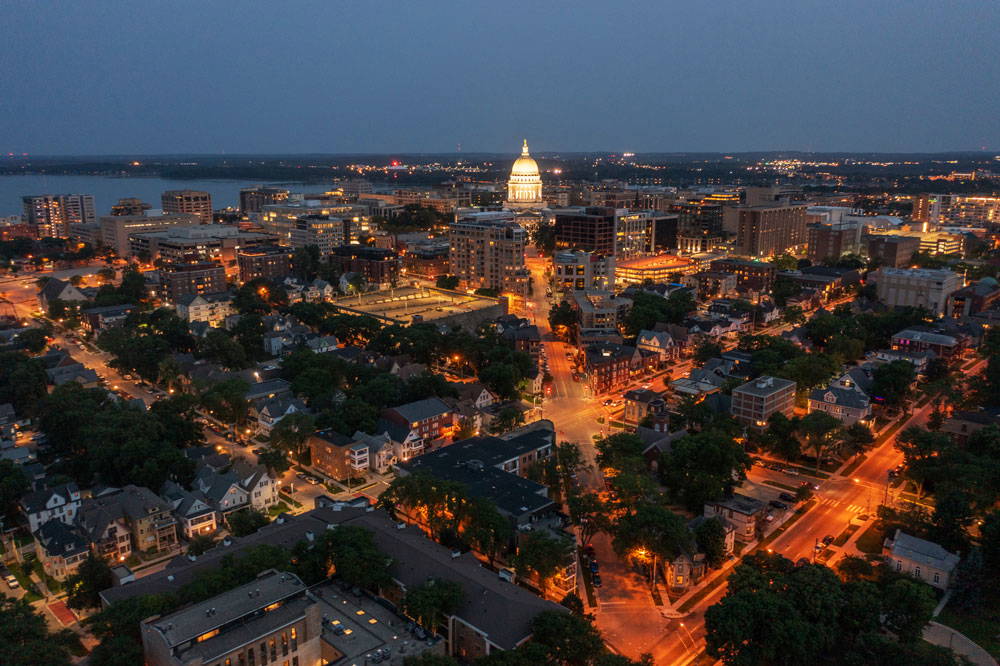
874;268;963;316
448;211;528;295
22;194;96;238
552;250;614;292
506;140;544;207
161;190;213;224
735;204;808;258
731;376;796;427
162;262;227;302
237;246;293;283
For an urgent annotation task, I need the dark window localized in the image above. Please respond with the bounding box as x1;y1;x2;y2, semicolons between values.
281;632;288;656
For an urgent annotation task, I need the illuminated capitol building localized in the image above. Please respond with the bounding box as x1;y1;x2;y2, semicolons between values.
505;139;545;209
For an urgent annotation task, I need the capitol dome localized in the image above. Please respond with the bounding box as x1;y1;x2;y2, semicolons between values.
507;139;544;206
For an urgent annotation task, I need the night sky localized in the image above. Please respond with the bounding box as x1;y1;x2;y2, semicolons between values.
3;0;999;155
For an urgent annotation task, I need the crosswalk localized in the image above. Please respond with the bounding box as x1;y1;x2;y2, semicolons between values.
817;497;867;513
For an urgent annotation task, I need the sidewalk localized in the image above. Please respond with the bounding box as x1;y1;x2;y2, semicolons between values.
924;621;998;666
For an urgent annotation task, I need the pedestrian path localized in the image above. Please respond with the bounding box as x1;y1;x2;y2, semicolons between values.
815;497;866;513
924;622;997;666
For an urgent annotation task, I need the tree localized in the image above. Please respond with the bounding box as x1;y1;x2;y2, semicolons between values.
402;578;464;632
882;578;935;644
404;655;460;666
694;516;728;568
529;610;607;665
836;555;875;582
227;508;269;537
595;432;646;472
567;493;609;546
514;531;573;596
197;330;249;370
610;503;693;584
65;553;114;610
187;534;216;557
659;430;751;511
463;497;512;566
782;305;806;326
0;597;77;666
292;245;321;281
200;378;250;435
838;422;875;460
548;301;580;340
269;411;316;459
778;353;840;391
435;274;460;290
489;405;525;435
797;411;841;473
325;524;392;590
258;447;291;474
0;459;29;519
770;254;798;271
872;360;916;409
16;327;48;354
694;341;723;365
624;290;694;336
454;416;476;440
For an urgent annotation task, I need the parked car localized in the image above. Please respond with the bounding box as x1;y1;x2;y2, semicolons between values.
778;492;796;503
589;560;599;574
591;572;602;587
769;500;789;510
783;467;799;476
822;534;835;546
305;476;321;485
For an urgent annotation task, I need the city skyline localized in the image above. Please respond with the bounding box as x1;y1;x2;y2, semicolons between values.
3;1;999;155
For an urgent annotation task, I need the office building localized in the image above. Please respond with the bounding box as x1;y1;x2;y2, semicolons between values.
731;376;796;428
571;290;632;329
99;212;201;256
239;186;290;214
735;204;808;257
676;201;724;238
552;250;614;292
110;197;151;217
237;246;293;283
140;569;321;666
614;254;694;285
259;202;359;242
807;224;855;263
162;262;227;302
448;211;528;295
22;194;96;238
289;216;347;257
873;268;963;316
161;190;213;224
129;224;272;269
553;207;615;255
615;210;656;259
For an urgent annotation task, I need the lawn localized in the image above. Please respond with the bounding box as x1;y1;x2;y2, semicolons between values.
854;521;886;554
8;562;42;602
267;501;291;517
937;605;1000;659
833;523;860;547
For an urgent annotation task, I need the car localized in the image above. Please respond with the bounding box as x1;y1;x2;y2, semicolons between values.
603;399;614;406
296;473;308;481
4;574;19;589
769;500;789;510
591;572;602;587
589;560;599;574
252;447;266;455
305;476;321;485
766;462;782;471
778;492;796;503
822;535;835;546
783;467;799;476
802;481;820;491
814;541;825;551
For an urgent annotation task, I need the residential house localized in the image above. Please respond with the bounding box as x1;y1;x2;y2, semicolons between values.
81;303;135;333
38;278;87;311
583;342;641;395
941;409;1000;444
250;394;309;437
309;430;372;482
161;481;219;539
623;389;664;426
304;334;339;354
704;494;767;542
808;372;872;425
891;328;965;360
34;519;89;581
304;278;335;302
45;362;100;388
194;457;280;515
883;529;960;590
377;397;455;458
635;329;677;366
20;482;81;533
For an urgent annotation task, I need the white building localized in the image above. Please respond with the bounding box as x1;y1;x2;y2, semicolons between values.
506;140;544;207
883;529;960;590
553;249;614;293
874;268;963;316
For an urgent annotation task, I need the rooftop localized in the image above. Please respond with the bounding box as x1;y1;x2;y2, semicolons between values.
886;529;960;572
734;375;796;397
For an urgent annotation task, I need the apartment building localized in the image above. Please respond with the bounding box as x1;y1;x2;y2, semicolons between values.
239;186;290;214
129;224;272;268
161;190;213;224
866;235;921;268
237;245;293;283
731;376;796;427
141;570;322;666
162;262;227;301
735;204;808;258
552;249;614;292
22;194;96;238
583;342;638;395
709;258;776;290
175;293;235;327
448;211;528;295
290;215;347;256
99;212;201;256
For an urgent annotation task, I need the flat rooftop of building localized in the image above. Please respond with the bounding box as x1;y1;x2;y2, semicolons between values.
327;286;502;324
734;375;796;396
148;570;307;649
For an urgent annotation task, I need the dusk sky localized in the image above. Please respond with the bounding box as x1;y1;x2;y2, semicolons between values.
4;1;999;155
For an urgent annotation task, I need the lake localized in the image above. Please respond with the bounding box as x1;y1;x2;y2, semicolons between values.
0;174;314;217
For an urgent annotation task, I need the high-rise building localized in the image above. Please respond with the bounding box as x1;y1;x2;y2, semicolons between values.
735;204;808;258
874;267;963;316
553;207;616;256
448;211;528;295
161;190;213;224
615;210;655;259
239;186;290;215
913;194;1000;227
110;198;151;217
237;246;293;283
22;194;95;238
